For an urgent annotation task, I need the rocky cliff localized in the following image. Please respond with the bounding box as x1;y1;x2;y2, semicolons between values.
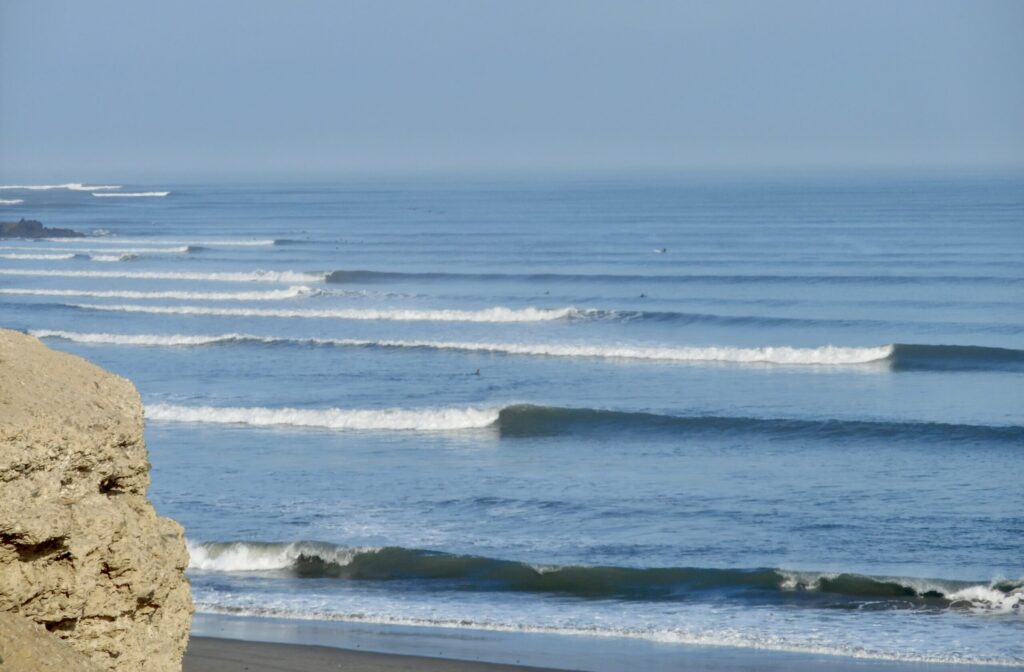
0;328;192;671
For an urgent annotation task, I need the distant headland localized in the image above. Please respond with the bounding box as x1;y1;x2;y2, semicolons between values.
0;218;84;238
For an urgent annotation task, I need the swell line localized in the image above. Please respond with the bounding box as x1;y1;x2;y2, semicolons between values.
186;539;1023;612
0;268;325;283
31;331;1024;372
145;403;1024;443
68;303;581;322
327;269;1023;286
4;286;318;301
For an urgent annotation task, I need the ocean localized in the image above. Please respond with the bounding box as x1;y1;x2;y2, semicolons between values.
1;176;1021;667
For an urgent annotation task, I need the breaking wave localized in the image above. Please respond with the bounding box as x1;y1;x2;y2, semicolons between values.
0;245;192;255
92;191;170;197
0;268;325;283
0;252;76;260
0;199;24;205
5;286;317;301
0;183;120;191
186;540;1023;613
144;402;1023;443
147;404;499;431
54;237;276;246
30;331;1024;372
70;303;582;322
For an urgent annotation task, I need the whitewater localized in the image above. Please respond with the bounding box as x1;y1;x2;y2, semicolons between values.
4;178;1021;667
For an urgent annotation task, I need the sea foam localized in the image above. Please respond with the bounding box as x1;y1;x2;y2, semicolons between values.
0;268;325;283
5;286;317;301
70;304;581;322
147;404;500;431
0;183;120;191
92;191;170;197
31;330;894;365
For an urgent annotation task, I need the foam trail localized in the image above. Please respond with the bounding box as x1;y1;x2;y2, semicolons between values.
147;404;500;431
0;199;24;205
47;238;276;247
0;245;191;254
0;269;325;283
29;330;894;365
0;253;76;260
25;331;897;366
184;539;1024;615
71;303;580;322
92;191;170;198
5;286;317;301
0;183;120;191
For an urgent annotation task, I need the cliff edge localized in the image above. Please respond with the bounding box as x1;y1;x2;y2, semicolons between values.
0;329;192;671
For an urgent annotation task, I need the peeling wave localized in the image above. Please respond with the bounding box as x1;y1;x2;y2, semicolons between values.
0;252;77;260
144;402;1024;443
5;286;318;301
69;303;582;322
0;183;120;191
0;199;24;205
30;331;1024;372
0;268;325;283
187;540;1023;613
147;403;500;431
92;191;169;197
48;237;276;246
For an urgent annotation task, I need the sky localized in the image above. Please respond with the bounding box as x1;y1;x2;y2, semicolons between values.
1;0;1022;181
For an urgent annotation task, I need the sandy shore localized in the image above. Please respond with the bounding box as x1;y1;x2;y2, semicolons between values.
186;614;1015;672
184;636;567;672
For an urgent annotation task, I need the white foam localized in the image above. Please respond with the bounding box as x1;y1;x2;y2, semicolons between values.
9;286;317;301
0;268;325;283
31;330;259;346
28;331;894;365
47;238;275;246
88;254;126;262
0;252;76;260
0;199;24;205
71;303;581;322
187;540;367;572
147;404;501;431
92;191;170;198
0;183;120;191
0;245;191;254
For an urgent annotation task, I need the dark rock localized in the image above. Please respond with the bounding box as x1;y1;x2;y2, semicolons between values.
0;219;84;239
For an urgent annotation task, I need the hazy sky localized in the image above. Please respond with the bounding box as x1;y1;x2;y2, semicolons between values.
1;0;1022;180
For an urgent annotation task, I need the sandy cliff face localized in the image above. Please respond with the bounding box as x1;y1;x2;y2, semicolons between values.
0;329;192;671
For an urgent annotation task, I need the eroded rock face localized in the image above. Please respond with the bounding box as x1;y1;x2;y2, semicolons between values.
0;329;192;671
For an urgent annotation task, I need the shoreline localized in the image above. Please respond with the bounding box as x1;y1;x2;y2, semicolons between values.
186;613;1019;672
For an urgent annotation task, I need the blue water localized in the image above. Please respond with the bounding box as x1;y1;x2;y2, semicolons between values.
1;176;1022;666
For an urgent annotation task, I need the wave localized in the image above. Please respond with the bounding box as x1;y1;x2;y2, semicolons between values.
70;303;581;322
0;199;24;205
31;331;1024;372
0;252;76;260
147;404;499;431
143;402;1024;443
50;237;276;247
0;268;325;283
327;269;1023;286
0;245;192;255
187;540;1023;613
6;286;317;301
0;183;120;191
92;191;169;198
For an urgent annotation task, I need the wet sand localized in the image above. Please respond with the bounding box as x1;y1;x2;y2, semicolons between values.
184;636;568;672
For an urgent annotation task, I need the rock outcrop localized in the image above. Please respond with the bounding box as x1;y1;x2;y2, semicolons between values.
0;611;102;671
0;218;84;238
0;329;192;671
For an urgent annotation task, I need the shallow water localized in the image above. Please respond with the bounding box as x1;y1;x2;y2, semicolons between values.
2;175;1022;665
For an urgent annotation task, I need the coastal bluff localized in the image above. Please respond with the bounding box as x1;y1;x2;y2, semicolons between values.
0;329;192;671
